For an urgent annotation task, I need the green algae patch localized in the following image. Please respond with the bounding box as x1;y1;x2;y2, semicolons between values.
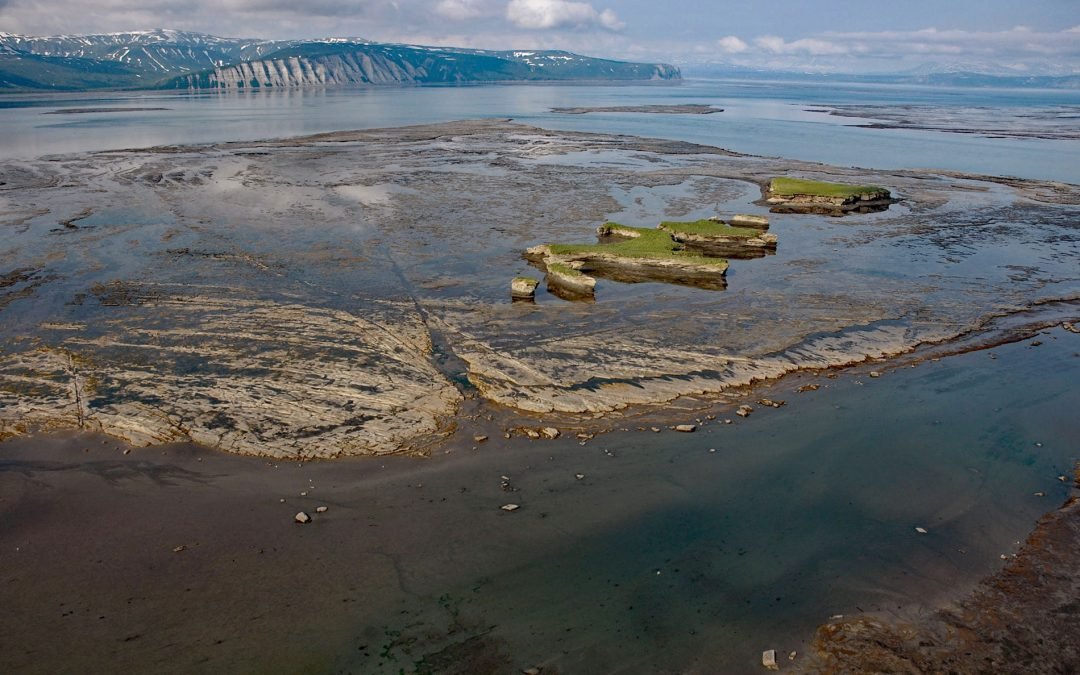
769;177;887;198
658;219;760;238
546;262;586;277
547;223;729;267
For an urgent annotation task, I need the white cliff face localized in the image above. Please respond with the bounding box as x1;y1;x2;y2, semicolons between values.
167;46;680;90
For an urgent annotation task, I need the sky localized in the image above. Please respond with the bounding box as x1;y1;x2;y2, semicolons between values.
2;0;1079;74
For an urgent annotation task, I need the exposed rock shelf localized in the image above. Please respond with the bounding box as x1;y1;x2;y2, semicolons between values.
1;119;1076;455
763;176;893;215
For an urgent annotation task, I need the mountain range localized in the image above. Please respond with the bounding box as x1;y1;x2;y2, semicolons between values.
0;29;680;91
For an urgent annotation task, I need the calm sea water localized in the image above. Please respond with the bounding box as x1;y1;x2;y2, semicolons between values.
1;78;1079;182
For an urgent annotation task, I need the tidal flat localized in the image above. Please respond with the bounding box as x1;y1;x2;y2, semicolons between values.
0;118;1079;673
1;119;1077;457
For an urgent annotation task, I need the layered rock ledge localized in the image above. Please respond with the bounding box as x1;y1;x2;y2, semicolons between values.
0;119;1077;455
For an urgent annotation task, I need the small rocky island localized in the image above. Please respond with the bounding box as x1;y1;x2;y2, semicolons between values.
550;104;723;115
523;215;774;299
763;177;893;214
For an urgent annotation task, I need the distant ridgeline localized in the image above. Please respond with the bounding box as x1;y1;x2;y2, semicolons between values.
0;29;680;91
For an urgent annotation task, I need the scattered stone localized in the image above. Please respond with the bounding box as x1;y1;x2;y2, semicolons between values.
915;527;928;534
525;429;541;439
575;473;585;480
500;503;520;512
172;545;186;553
869;371;881;378
797;383;820;393
729;214;770;229
316;506;328;513
576;432;594;441
294;512;311;524
300;491;308;496
708;448;716;453
1034;491;1046;497
1060;475;1069;482
279;498;286;503
762;649;779;671
511;276;539;302
675;424;697;433
736;405;753;418
651;426;661;433
789;651;797;661
1063;322;1079;334
122;448;131;455
540;427;560;439
758;398;785;408
724;419;733;424
522;668;542;675
830;614;844;620
473;434;488;443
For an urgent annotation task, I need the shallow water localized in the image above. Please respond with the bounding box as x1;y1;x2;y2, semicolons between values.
2;79;1079;181
1;327;1076;673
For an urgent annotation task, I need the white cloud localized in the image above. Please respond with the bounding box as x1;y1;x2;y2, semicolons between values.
716;35;747;54
506;0;624;31
704;26;1080;74
434;0;489;21
754;35;848;55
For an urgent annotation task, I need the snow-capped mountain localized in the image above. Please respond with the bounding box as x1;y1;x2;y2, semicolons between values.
0;29;679;91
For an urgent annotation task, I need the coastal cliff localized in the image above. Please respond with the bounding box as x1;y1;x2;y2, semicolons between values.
160;44;680;90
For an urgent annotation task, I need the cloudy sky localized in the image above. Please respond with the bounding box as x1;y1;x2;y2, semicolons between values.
2;0;1079;73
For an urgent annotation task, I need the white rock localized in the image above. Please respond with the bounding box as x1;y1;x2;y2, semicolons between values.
575;473;585;480
501;503;520;512
316;506;328;513
675;424;696;433
762;649;779;670
915;527;928;534
540;427;560;439
294;512;311;524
